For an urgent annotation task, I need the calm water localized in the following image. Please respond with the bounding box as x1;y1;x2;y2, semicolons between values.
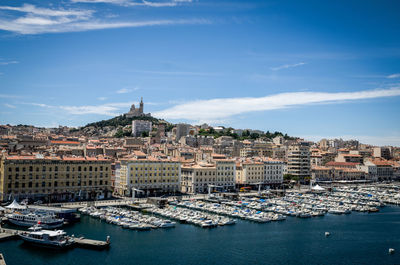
1;206;400;265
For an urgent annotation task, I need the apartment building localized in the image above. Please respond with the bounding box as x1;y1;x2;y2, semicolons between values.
287;142;311;183
132;120;152;137
0;155;112;202
236;158;283;186
117;156;181;196
181;160;236;194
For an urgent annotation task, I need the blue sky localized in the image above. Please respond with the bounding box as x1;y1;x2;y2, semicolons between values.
1;0;400;146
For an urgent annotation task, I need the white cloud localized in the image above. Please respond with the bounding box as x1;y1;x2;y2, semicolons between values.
97;96;107;100
270;62;306;71
387;73;400;79
3;103;16;109
29;101;133;116
0;60;19;65
0;4;208;34
116;87;139;94
0;4;93;17
70;0;192;7
153;87;400;123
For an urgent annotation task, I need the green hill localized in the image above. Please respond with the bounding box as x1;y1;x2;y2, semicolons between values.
83;115;163;128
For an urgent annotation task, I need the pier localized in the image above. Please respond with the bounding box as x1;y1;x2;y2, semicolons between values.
74;237;110;249
0;227;109;250
0;254;7;265
0;228;19;242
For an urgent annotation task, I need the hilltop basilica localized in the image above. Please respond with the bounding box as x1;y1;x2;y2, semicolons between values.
125;97;152;118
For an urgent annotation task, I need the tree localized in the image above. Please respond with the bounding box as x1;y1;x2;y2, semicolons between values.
283;174;299;182
114;129;124;138
250;133;259;139
141;131;149;137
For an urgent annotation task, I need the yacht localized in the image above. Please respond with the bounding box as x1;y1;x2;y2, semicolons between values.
19;226;74;249
6;212;64;229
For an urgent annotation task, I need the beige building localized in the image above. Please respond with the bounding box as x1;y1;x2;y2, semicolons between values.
181;160;236;194
236;158;283;186
335;153;363;164
0;155;112;202
236;161;264;185
116;156;181;196
312;166;366;182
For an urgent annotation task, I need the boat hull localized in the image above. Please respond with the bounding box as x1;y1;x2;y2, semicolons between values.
20;235;74;249
8;218;64;229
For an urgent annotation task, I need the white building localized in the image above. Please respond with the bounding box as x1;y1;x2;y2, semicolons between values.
181;160;236;194
132;120;152;137
263;159;284;184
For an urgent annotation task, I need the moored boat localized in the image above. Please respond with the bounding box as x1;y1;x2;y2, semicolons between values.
19;226;74;249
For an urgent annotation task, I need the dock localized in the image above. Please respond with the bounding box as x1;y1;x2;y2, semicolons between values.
0;254;6;265
0;227;110;250
0;228;19;241
74;237;110;249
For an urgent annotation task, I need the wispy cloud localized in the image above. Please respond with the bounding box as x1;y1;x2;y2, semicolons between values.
153;87;400;123
3;103;16;109
387;73;400;79
0;60;19;65
270;62;306;71
70;0;192;7
116;87;139;94
129;69;222;76
0;4;208;34
27;102;134;116
0;4;93;17
97;96;107;100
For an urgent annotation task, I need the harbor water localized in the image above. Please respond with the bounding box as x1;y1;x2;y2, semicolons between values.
1;206;400;265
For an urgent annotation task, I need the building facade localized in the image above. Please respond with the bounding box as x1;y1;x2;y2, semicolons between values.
117;157;181;196
132;120;152;137
0;155;112;202
181;160;236;194
287;142;311;183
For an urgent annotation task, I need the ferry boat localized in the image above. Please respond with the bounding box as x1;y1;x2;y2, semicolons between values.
19;226;74;249
6;212;64;229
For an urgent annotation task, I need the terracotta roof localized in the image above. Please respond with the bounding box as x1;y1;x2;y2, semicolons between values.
51;140;80;145
325;161;359;167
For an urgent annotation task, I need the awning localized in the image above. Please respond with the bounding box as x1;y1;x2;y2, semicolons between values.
5;199;27;210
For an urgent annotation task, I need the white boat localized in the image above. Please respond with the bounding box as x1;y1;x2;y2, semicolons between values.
6;212;64;229
157;220;176;228
19;226;74;249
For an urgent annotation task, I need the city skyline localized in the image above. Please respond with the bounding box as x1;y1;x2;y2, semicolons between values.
1;0;400;146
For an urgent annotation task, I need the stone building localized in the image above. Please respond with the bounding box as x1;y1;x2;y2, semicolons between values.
125;97;151;118
0;155;112;202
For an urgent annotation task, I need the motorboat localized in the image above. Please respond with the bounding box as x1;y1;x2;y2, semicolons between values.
6;212;64;229
19;226;74;249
